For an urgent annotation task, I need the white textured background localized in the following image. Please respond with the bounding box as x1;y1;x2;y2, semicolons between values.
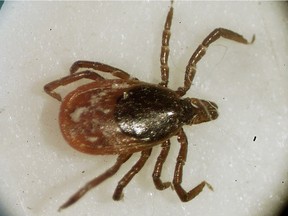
0;1;287;216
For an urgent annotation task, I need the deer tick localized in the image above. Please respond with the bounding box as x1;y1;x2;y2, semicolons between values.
44;0;254;211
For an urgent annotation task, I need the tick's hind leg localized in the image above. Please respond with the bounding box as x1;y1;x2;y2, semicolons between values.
44;70;105;101
58;154;132;211
173;128;213;202
176;28;255;97
70;60;135;80
159;1;174;87
113;149;152;200
152;140;171;190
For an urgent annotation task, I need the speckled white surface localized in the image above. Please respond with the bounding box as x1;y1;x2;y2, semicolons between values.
0;1;287;216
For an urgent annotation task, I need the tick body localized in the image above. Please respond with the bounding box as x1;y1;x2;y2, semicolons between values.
60;79;198;155
44;1;254;211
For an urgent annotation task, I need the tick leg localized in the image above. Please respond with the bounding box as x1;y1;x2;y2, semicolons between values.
173;128;213;202
113;148;152;200
152;140;172;190
44;70;104;101
159;1;174;87
58;154;132;211
176;28;255;96
70;60;135;80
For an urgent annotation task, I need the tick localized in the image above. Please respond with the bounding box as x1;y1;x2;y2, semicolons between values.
44;1;254;211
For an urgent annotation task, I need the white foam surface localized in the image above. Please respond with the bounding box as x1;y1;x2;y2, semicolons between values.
0;1;287;216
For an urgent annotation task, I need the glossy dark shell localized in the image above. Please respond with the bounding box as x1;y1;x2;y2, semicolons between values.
115;85;195;142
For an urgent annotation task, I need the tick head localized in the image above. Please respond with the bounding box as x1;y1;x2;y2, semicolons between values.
188;98;218;125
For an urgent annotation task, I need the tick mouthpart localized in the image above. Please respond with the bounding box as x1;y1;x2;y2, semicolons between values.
190;98;219;124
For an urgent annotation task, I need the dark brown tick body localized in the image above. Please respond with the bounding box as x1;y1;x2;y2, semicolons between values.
44;0;254;211
60;79;216;155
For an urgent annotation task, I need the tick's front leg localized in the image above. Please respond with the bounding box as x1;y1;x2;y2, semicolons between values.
177;28;255;97
173;128;213;202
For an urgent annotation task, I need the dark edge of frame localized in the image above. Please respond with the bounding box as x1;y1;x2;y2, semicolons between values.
0;0;4;10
